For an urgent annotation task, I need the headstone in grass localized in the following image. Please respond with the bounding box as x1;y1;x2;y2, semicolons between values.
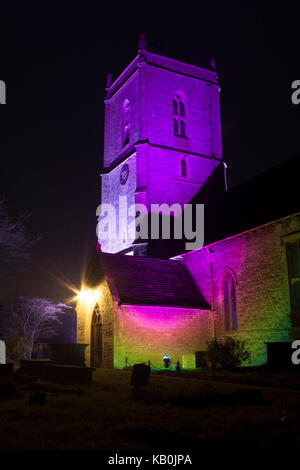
29;390;47;406
131;364;150;386
233;388;264;405
0;363;13;376
0;379;17;400
0;340;5;364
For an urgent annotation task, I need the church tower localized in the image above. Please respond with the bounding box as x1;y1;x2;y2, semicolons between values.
98;36;223;255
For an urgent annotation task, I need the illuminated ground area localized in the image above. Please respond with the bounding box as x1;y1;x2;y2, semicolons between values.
1;369;300;450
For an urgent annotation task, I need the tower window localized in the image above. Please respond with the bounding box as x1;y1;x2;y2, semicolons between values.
286;240;300;314
180;120;186;137
173;118;179;135
222;270;238;331
180;158;187;178
172;95;186;137
172;99;178;115
179;101;185;117
122;100;130;147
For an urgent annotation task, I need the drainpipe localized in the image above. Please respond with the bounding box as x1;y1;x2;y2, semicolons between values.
223;161;228;192
207;84;214;157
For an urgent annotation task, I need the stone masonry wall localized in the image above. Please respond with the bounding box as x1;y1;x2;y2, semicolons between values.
113;304;212;369
76;279;114;368
144;64;222;159
183;214;300;365
100;153;136;253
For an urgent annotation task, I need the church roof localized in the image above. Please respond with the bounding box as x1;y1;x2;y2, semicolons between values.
198;153;300;246
96;252;210;310
148;154;300;258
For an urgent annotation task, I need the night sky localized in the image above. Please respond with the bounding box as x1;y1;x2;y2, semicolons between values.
0;2;300;303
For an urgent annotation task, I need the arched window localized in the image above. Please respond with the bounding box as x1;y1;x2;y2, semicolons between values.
173;118;179;135
286;240;300;314
180;157;187;178
179;101;185;117
91;303;103;368
222;270;238;331
173;95;186;137
172;99;178;115
180;120;186;137
122;100;130;146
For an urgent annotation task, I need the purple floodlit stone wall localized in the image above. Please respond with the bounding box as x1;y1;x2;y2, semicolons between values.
103;52;222;169
104;72;139;168
137;145;220;210
76;279;212;369
104;58;222;169
78;212;300;368
79;50;300;369
182;213;300;365
101;52;223;253
113;304;212;369
100;154;137;253
144;64;222;159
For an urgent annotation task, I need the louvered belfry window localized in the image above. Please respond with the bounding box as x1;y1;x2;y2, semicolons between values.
179;101;185;117
173;95;186;137
173;118;179;135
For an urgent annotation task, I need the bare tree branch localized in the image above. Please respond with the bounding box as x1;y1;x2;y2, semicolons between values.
0;198;40;274
3;296;65;359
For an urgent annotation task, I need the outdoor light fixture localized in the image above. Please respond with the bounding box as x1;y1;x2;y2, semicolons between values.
163;355;171;368
76;287;101;305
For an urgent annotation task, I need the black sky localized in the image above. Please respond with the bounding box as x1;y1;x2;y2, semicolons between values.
0;1;300;302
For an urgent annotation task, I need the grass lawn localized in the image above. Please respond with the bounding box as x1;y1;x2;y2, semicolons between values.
1;368;300;450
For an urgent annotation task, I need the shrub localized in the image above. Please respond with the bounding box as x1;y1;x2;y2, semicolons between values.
206;336;250;369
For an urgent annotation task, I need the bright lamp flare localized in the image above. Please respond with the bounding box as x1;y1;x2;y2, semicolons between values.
75;286;101;305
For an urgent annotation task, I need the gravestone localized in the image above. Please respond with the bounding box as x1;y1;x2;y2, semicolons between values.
182;354;196;369
29;391;47;406
50;343;88;366
195;351;208;368
131;364;150;386
0;340;5;364
266;341;299;370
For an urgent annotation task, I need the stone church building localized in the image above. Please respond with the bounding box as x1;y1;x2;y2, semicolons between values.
76;37;300;369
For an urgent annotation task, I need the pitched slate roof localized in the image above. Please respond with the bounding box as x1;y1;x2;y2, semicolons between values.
191;154;300;247
132;155;300;259
96;252;210;310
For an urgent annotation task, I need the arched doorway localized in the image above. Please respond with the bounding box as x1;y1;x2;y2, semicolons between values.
91;304;103;368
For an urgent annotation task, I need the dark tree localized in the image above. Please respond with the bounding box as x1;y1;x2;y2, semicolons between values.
0;198;38;276
3;297;65;359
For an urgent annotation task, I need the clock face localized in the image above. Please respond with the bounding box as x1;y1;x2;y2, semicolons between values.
120;164;129;185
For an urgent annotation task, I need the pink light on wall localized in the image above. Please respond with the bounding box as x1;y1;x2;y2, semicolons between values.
119;304;206;332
